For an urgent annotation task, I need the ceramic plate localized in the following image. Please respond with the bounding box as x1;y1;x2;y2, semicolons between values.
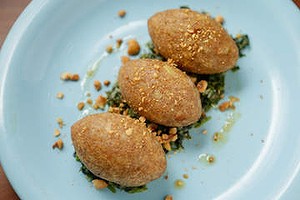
1;0;300;199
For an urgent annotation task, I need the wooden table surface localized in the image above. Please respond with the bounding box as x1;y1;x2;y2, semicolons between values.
0;1;31;199
0;1;299;200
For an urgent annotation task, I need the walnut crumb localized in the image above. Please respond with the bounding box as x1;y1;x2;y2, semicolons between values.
77;102;85;111
118;10;126;18
52;139;63;150
215;15;224;24
197;80;208;93
183;174;189;179
164;195;173;200
56;92;64;99
202;129;208;135
56;117;64;128
94;80;102;91
116;39;123;48
94;95;107;109
127;39;140;56
106;45;113;54
54;129;60;137
121;56;130;64
92;179;108;189
103;80;111;86
86;98;93;105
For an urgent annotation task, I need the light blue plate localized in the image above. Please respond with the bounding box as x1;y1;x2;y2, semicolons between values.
1;0;300;199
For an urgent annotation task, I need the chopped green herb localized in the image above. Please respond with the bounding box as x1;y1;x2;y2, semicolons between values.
73;152;147;194
180;6;190;9
231;66;240;72
233;34;250;57
139;42;165;61
196;73;225;112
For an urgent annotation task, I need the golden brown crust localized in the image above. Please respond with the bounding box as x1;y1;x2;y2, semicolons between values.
71;113;166;187
118;59;202;127
148;9;239;74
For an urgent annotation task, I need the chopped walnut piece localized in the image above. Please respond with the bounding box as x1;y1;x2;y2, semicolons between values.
215;15;224;24
218;96;240;112
183;174;189;179
94;80;102;91
197;80;208;93
121;56;130;64
77;102;85;111
94;95;107;109
127;39;140;55
56;117;64;128
169;127;177;134
52;139;63;150
116;39;123;48
103;80;111;86
60;72;80;81
56;92;64;99
139;116;146;123
164;195;173;200
86;98;93;105
54;129;60;137
71;74;80;81
92;179;108;189
106;45;113;54
163;142;171;151
118;10;126;18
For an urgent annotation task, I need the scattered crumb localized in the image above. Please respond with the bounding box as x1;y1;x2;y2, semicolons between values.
60;72;80;81
183;174;189;179
52;139;64;150
85;92;91;97
164;175;168;180
189;76;197;83
236;33;242;39
86;98;93;105
207;155;215;163
127;39;140;56
71;74;80;81
116;39;123;48
106;45;113;54
54;129;60;137
94;80;102;91
118;10;126;18
197;80;208;93
56;92;64;99
192;166;197;170
163;142;171;151
164;195;173;200
139;116;146;123
121;56;130;64
92;179;108;189
202;129;208;135
94;95;107;110
168;128;176;134
56;117;64;128
218;96;240;112
77;102;85;111
215;15;224;24
103;80;111;86
174;179;185;189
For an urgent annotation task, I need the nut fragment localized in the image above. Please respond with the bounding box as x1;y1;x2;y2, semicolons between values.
56;92;64;99
164;195;173;200
77;102;85;111
94;80;102;91
60;72;80;81
197;80;208;93
121;56;130;64
103;80;111;86
92;179;108;189
127;39;140;55
52;139;64;150
215;15;224;24
56;117;64;128
54;129;61;137
116;39;123;48
94;95;107;109
118;10;126;18
86;98;93;105
106;45;113;54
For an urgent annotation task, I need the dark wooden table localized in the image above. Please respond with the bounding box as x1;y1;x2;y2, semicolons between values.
0;1;31;199
0;1;299;200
